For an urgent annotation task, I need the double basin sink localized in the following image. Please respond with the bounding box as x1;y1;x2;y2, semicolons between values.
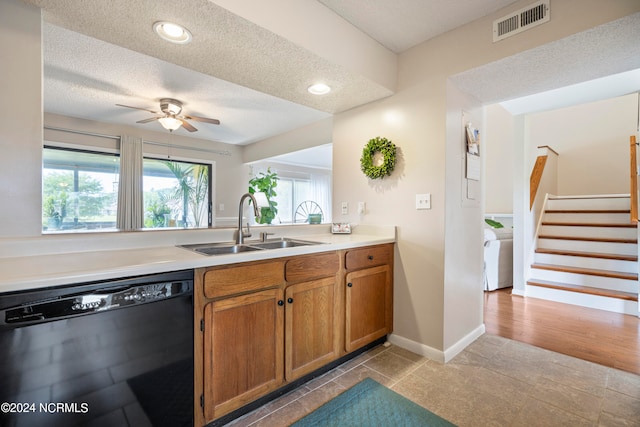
179;237;322;256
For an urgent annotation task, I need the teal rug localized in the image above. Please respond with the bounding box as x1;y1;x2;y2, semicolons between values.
291;378;456;426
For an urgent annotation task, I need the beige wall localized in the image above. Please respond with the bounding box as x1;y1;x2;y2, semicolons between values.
484;104;514;214
3;0;640;357
333;0;640;355
0;0;42;237
527;93;639;196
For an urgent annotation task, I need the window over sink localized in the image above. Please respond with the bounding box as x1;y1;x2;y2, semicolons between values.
42;145;213;233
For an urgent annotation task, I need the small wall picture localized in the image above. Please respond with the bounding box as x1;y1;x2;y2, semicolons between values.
332;223;352;234
466;123;480;155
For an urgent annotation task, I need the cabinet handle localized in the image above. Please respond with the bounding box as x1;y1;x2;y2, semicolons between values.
368;255;374;260
277;300;284;306
347;282;353;287
287;297;294;304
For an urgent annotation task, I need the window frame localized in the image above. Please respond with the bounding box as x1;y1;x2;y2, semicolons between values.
142;154;214;229
42;142;215;233
42;143;121;233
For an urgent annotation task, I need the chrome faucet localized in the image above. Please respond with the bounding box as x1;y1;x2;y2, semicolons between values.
236;193;260;244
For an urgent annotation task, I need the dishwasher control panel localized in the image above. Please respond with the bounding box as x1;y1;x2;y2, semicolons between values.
2;279;192;325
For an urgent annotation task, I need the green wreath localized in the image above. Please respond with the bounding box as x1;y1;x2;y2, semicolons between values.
360;137;397;179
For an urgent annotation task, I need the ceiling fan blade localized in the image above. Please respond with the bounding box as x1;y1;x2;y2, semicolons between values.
184;115;220;125
136;116;160;124
180;119;198;132
116;104;159;114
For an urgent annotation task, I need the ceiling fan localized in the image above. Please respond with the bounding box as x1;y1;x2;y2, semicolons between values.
116;98;220;132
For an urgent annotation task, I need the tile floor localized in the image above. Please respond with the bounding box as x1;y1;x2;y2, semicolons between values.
226;334;640;426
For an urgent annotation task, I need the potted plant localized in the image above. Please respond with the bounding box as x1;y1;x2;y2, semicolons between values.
44;196;60;229
248;167;279;224
43;193;67;229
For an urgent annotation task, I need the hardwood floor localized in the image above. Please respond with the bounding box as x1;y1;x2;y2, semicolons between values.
484;287;640;375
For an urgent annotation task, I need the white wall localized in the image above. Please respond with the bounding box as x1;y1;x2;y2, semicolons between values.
333;0;640;355
0;0;42;237
484;104;514;214
527;94;638;196
443;82;484;354
243;117;333;164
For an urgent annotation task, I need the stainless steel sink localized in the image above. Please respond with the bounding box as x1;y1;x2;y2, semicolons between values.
249;238;320;250
178;238;321;256
179;242;264;256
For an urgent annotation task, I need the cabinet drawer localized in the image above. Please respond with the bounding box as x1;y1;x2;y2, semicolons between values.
285;252;339;283
345;244;392;270
204;260;284;299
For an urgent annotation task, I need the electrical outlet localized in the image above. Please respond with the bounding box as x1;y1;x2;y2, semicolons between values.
341;201;348;215
416;194;431;210
218;203;224;212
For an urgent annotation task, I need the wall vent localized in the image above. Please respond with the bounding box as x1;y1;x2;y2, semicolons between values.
493;0;550;42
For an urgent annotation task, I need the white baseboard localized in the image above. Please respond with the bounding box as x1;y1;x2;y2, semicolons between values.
388;334;445;363
512;287;525;296
388;323;486;364
443;324;485;362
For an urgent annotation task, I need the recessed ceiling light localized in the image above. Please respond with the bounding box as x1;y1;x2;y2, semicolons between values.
153;21;192;44
308;83;331;95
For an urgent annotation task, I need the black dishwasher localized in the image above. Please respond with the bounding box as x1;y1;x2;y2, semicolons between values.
0;270;193;427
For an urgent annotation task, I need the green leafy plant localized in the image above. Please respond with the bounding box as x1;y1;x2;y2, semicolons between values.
360;136;397;179
161;161;210;228
484;219;504;229
248;167;279;224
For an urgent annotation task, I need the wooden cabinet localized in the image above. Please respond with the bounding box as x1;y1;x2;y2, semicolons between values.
284;252;340;381
344;244;393;352
195;252;340;425
195;260;285;425
203;288;284;421
194;244;392;426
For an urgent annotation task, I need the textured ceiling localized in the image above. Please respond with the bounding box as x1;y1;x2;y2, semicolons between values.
318;0;517;53
23;0;638;156
25;0;525;149
43;23;330;145
451;12;640;108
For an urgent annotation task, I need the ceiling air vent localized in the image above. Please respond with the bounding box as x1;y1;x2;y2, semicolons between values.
493;0;550;42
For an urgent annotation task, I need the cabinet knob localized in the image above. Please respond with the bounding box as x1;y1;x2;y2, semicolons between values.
347;282;353;287
287;297;294;304
368;255;374;260
277;300;284;306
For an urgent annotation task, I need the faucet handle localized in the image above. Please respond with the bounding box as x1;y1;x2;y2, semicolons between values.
260;232;274;242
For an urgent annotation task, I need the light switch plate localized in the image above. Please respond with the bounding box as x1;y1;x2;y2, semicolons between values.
341;201;348;215
358;201;366;215
416;193;431;210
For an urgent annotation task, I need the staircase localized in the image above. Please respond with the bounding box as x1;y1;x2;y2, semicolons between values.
527;195;639;315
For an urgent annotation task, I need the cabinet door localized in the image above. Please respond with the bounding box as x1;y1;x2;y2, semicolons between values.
203;288;284;422
345;264;392;352
285;277;339;381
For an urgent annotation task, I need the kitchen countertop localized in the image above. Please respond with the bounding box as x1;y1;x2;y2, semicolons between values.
0;225;395;293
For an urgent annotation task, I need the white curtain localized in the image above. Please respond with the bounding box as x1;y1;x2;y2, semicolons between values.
311;172;332;223
117;135;143;230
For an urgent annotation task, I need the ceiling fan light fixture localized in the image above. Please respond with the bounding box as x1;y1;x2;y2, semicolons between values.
153;21;192;44
158;116;183;131
307;83;331;95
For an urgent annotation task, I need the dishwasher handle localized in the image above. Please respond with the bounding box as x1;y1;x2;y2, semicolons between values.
0;279;192;327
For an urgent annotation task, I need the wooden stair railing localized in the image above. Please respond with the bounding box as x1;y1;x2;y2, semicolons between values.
630;135;638;223
530;156;547;210
530;146;558;210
